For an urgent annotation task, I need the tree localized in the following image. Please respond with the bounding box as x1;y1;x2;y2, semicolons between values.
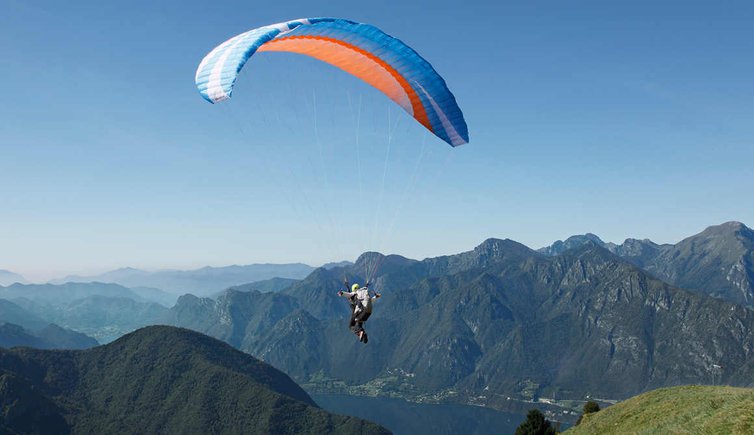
575;400;601;425
515;409;556;435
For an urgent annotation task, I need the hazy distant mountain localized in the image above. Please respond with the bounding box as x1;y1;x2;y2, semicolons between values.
212;277;301;298
127;286;179;307
15;295;169;343
0;323;48;349
0;322;97;349
0;299;99;349
0;283;170;343
0;282;145;306
52;263;317;296
539;222;754;308
167;235;754;415
34;323;99;348
0;299;49;331
0;270;26;286
0;326;388;434
322;261;355;270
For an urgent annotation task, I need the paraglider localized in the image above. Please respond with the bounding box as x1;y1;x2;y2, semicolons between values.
339;280;381;344
195;17;468;146
195;18;467;344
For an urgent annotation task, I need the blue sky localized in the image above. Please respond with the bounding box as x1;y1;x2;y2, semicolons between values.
2;0;753;281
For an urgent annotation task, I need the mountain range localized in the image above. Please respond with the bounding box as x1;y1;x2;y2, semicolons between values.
539;221;754;308
0;326;388;434
2;221;752;421
50;263;318;296
165;222;754;417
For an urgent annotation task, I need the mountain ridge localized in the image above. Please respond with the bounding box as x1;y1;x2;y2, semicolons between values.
539;221;754;307
0;270;27;286
50;263;318;296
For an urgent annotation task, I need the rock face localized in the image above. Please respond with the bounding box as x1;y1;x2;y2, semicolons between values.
167;234;754;407
0;326;389;435
539;222;754;308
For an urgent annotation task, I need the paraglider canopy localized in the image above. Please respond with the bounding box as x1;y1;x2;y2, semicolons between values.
195;17;468;146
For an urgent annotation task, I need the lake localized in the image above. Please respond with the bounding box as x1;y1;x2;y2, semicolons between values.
313;394;526;435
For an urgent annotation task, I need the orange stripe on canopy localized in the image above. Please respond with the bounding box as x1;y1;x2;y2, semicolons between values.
258;35;432;132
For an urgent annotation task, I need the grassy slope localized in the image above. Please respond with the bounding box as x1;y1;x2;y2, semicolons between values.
568;385;754;435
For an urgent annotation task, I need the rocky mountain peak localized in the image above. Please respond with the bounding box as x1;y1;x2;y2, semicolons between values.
691;221;751;241
474;238;534;258
538;233;607;256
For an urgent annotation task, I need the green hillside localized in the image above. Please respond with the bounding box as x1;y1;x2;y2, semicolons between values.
567;385;754;434
0;325;389;434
